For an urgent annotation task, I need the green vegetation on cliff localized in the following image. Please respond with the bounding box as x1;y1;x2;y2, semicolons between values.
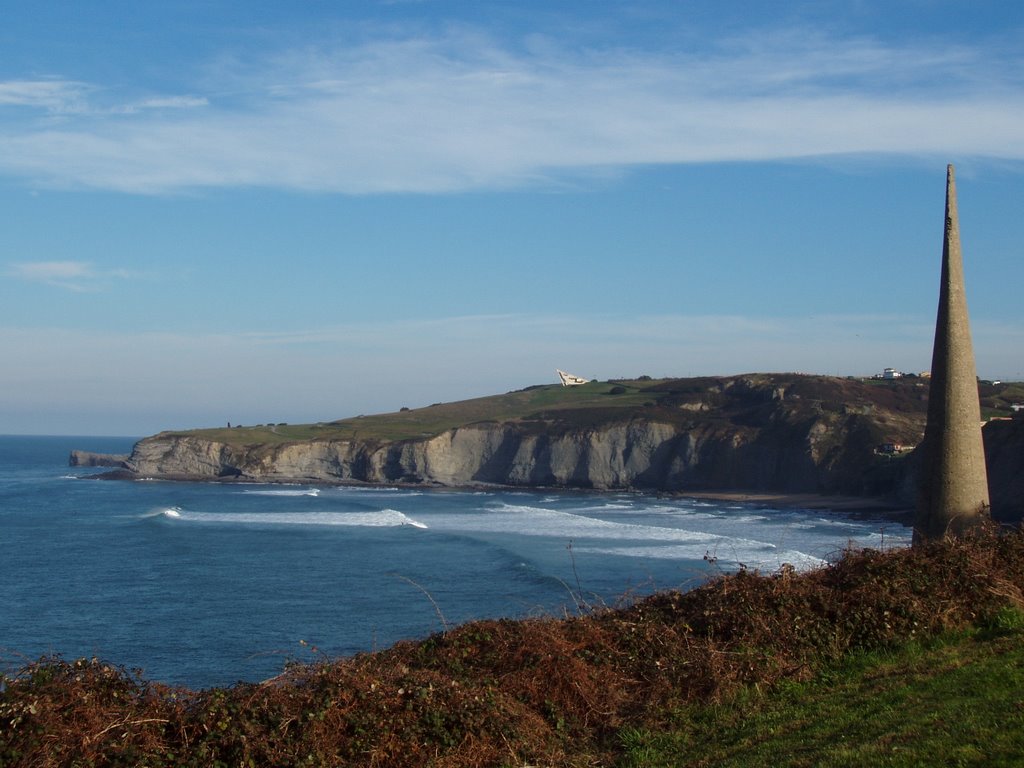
173;379;665;445
171;374;931;448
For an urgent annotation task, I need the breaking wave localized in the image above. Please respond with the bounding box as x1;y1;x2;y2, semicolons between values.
240;488;320;497
154;507;427;528
418;499;902;572
573;544;826;571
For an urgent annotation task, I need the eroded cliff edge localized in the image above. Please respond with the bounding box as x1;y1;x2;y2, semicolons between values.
122;375;933;496
112;374;1024;521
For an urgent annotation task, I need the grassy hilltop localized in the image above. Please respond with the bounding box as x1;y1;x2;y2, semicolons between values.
173;378;672;445
170;373;942;447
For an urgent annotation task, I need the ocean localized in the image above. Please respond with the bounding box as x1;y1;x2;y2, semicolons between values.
0;434;911;689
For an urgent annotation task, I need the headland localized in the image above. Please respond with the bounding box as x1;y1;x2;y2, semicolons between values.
76;373;1024;524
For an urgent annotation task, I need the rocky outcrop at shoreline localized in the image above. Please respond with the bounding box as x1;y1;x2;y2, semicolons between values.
68;450;129;469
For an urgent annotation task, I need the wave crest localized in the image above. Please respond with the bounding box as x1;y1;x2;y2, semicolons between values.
152;507;426;529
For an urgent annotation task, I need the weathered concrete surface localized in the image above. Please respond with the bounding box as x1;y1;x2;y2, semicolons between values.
914;165;991;541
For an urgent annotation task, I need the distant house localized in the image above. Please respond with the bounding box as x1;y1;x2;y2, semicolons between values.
1011;404;1024;413
882;368;903;380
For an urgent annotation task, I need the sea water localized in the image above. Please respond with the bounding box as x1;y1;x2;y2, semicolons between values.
0;434;911;689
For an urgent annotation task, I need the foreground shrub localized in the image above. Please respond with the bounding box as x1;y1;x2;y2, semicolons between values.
3;526;1022;767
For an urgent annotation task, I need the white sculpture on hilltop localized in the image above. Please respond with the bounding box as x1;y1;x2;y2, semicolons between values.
556;369;589;386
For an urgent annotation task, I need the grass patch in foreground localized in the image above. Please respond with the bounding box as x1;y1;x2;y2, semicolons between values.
618;616;1024;768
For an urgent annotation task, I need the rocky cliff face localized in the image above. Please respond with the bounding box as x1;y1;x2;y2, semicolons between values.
125;375;931;497
981;418;1024;522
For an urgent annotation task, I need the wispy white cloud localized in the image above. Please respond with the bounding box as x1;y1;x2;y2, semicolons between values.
135;96;209;109
1;79;209;117
0;78;93;112
114;96;210;114
1;27;1023;193
7;260;136;291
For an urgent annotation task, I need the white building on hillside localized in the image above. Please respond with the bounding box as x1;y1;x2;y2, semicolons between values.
557;369;589;386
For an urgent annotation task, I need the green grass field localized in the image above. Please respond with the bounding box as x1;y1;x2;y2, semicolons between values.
617;620;1024;767
168;379;667;445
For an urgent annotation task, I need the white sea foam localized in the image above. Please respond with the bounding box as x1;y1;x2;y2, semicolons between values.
431;502;776;549
575;544;827;571
642;504;694;514
157;507;427;528
728;514;769;523
336;486;407;493
148;490;902;578
240;488;320;497
416;499;860;573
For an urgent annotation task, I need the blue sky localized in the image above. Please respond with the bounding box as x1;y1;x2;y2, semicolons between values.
2;1;1023;436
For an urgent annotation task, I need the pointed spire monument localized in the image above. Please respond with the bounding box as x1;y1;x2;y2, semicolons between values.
914;164;990;543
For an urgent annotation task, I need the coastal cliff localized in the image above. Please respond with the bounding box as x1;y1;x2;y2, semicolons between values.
69;450;129;468
982;417;1024;522
123;374;931;497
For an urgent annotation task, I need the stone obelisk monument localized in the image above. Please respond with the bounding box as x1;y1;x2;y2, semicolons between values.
914;164;990;543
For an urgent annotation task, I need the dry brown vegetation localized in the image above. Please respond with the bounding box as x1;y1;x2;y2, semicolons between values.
4;526;1024;767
